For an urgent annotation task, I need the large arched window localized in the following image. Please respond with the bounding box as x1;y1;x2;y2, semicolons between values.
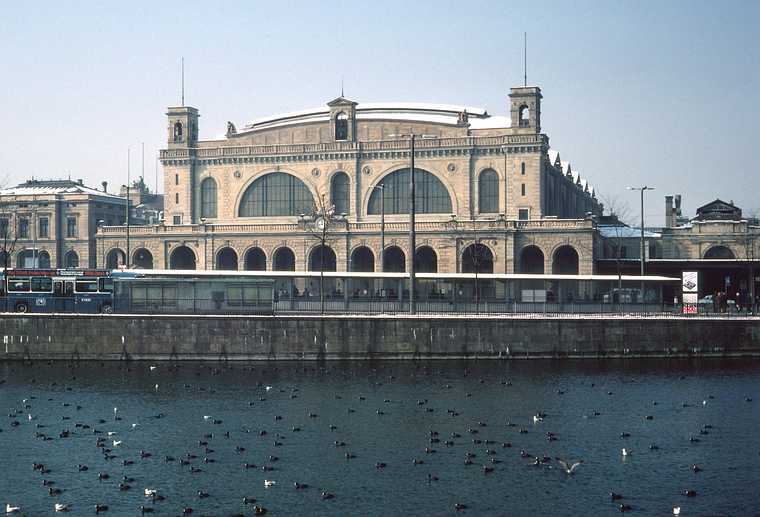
238;173;314;217
331;172;350;215
478;169;499;213
368;169;452;215
200;178;217;218
173;121;183;142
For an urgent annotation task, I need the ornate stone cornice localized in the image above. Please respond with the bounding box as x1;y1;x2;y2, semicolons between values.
159;134;548;166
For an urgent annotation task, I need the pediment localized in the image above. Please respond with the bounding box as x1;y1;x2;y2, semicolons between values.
327;96;358;107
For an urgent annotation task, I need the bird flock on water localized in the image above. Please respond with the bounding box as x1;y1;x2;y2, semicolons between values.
0;362;756;515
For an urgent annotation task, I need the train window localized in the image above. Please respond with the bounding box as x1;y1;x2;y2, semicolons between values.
64;282;74;295
75;280;99;293
54;281;63;295
99;278;114;293
31;277;53;292
9;278;30;292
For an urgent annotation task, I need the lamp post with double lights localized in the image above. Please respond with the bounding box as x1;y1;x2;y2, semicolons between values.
299;195;347;315
387;133;437;314
627;185;655;307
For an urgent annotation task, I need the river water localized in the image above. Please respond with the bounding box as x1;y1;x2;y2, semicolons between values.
0;359;758;516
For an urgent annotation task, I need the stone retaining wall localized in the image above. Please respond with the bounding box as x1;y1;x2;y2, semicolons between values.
1;314;758;361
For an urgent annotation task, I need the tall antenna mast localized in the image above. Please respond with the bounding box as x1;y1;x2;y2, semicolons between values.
141;142;145;183
181;57;185;106
523;32;527;86
340;77;344;97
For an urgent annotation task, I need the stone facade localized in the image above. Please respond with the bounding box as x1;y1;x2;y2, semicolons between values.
0;179;126;269
98;86;601;274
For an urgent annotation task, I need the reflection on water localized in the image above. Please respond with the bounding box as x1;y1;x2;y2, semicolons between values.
0;359;758;516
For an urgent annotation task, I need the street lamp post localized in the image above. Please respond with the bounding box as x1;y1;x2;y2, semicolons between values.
388;133;437;314
627;186;654;308
371;184;386;272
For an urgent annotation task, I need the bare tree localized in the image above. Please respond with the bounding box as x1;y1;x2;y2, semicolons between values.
298;191;346;314
600;195;634;302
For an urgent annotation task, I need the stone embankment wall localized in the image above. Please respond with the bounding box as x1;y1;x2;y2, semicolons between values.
0;314;758;361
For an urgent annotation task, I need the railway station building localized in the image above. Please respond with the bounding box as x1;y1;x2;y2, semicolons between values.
97;85;603;277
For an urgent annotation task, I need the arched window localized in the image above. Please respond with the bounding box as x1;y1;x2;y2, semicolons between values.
216;247;238;270
519;105;530;127
462;244;494;274
173;121;183;142
238;173;314;217
200;178;217;218
703;245;735;259
519;245;544;274
478;170;499;213
106;248;126;269
273;247;296;271
414;246;438;273
244;247;267;271
552;245;579;275
169;245;196;270
64;250;79;268
133;248;153;269
335;112;348;141
350;246;374;272
308;245;337;272
383;246;406;272
331;172;350;215
37;251;51;269
368;169;452;215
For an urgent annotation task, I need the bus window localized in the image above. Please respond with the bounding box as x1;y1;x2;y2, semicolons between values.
75;280;99;293
31;277;53;292
8;278;30;292
99;278;114;293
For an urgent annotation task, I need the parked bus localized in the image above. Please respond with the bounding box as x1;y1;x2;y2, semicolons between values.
0;269;114;313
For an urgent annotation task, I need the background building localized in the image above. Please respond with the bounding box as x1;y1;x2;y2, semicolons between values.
98;85;602;278
0;179;126;268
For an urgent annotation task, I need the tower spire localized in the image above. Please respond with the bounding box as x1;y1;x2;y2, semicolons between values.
523;32;527;86
181;57;185;106
340;77;344;98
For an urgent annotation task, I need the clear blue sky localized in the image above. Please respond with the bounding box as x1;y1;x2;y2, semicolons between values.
1;0;757;225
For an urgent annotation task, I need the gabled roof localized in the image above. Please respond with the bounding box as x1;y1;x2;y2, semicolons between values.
327;96;358;107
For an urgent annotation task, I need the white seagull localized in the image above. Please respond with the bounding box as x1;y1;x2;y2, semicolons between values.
203;415;212;421
54;503;69;512
265;386;273;392
555;457;583;474
6;504;21;514
113;440;122;447
621;448;631;457
149;366;157;371
673;507;681;515
264;479;276;487
144;488;157;497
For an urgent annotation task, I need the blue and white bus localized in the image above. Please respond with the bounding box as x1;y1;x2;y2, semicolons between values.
0;269;114;313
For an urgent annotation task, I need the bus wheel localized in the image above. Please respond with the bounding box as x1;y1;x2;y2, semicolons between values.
15;302;29;313
102;304;114;314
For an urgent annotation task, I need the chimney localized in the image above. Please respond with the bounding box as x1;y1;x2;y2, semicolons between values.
102;181;108;193
665;195;674;228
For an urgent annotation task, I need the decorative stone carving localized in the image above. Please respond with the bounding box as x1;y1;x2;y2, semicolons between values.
233;170;242;179
311;168;321;177
226;121;237;136
447;163;456;173
362;166;372;176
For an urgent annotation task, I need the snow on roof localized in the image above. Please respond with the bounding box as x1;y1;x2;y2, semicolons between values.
238;101;497;134
0;181;124;200
598;226;661;238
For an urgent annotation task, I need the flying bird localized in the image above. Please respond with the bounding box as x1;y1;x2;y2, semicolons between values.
555;457;583;474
